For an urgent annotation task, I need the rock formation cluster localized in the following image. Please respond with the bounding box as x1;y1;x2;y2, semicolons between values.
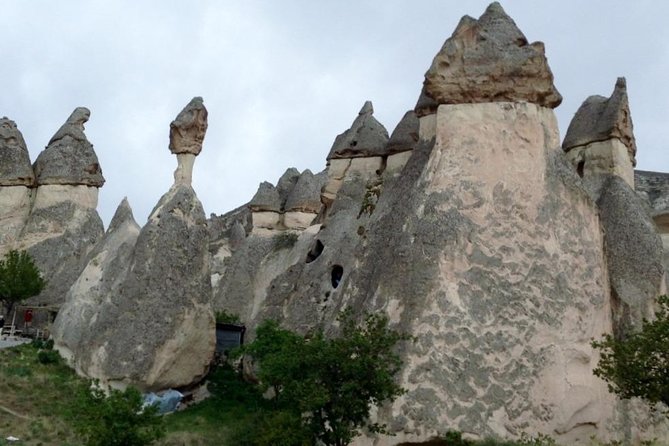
3;2;668;444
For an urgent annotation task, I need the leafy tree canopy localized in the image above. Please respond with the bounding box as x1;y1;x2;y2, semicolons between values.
239;310;410;446
69;383;165;446
0;250;46;316
592;295;669;411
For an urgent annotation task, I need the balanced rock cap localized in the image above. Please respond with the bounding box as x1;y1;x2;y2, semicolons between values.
249;181;282;212
169;97;208;155
284;170;323;213
326;101;390;160
562;77;636;166
416;2;562;116
33;107;105;187
385;110;419;155
0;117;35;186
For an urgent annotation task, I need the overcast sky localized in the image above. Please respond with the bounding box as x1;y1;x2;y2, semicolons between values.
3;1;668;227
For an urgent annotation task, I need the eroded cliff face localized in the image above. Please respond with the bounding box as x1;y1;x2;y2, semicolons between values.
343;103;615;444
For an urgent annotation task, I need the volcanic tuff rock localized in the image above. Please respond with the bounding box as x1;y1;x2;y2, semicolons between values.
284;170;323;213
49;99;215;390
0;117;34;186
52;198;141;372
0;117;34;248
33;107;105;187
416;2;561;116
326;101;390;160
249;182;282;212
563;78;636;165
597;175;665;335
169;97;208;155
276;167;301;208
385;110;419;155
17;108;104;305
84;185;214;390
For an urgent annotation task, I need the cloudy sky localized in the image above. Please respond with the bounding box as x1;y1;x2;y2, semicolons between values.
2;1;668;226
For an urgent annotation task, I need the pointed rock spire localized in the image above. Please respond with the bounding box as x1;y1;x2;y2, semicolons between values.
416;2;562;116
385;110;419;154
33;107;105;186
0;117;34;186
562;77;636;165
108;197;138;233
327;101;389;160
169;97;208;155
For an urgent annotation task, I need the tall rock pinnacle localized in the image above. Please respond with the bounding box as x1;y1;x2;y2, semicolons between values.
33;107;104;187
170;97;208;185
416;2;562;116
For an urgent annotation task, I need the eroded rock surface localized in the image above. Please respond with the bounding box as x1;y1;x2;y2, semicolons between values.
416;2;561;116
169;97;208;155
52;198;141;371
88;185;214;390
0;117;34;186
327;101;389;160
563;78;636;165
598;175;665;335
33;107;104;187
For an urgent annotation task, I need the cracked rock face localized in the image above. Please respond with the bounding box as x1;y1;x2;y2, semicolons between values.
327;101;389;160
563;77;636;166
33;107;105;187
169;97;208;155
416;2;562;116
0;117;34;186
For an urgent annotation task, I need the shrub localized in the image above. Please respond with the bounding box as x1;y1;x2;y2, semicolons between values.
37;349;61;365
0;250;46;317
592;295;669;410
272;232;299;250
69;384;165;446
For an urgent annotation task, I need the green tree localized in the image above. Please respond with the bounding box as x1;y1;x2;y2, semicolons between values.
241;310;410;446
0;250;46;318
70;384;165;446
592;295;669;410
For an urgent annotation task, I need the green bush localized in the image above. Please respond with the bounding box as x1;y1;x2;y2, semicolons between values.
37;349;61;365
0;250;46;317
215;309;242;325
69;383;165;446
592;295;669;410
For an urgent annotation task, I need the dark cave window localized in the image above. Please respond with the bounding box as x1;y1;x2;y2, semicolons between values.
577;160;585;178
306;239;325;263
331;265;343;288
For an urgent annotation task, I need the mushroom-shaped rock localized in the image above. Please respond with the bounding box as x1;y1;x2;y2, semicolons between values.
86;185;214;390
169;97;208;155
276;167;301;208
326;101;389;160
33;107;105;186
285;170;323;213
416;2;562;116
0;117;34;186
385;111;419;155
249;182;282;212
562;78;636;166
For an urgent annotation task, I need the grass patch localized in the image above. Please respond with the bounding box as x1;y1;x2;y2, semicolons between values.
163;365;265;445
0;343;82;445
